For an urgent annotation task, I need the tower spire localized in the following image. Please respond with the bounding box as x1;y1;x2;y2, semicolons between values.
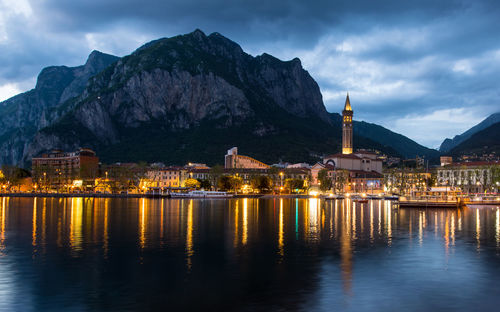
344;92;352;111
342;93;353;154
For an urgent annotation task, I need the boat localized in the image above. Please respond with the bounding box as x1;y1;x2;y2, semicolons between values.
353;198;368;203
170;190;233;198
384;195;399;200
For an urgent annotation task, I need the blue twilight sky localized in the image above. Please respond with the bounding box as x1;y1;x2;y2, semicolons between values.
0;0;499;148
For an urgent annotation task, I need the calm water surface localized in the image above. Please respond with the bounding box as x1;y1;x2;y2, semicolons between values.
0;197;499;311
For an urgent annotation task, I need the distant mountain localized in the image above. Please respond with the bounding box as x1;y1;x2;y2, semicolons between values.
449;121;500;156
439;112;500;152
0;51;119;165
0;30;436;167
330;113;439;159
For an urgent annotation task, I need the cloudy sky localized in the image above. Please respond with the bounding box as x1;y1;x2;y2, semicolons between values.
1;0;499;148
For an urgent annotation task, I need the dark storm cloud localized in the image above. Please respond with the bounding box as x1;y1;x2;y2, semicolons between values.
1;0;500;147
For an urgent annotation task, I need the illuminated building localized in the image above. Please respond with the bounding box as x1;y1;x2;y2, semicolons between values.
436;159;499;193
32;148;99;188
342;93;353;155
224;147;270;169
311;94;384;192
146;166;189;188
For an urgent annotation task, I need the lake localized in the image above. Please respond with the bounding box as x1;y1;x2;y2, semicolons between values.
0;197;499;311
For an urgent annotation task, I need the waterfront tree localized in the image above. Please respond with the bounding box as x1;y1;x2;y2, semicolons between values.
184;178;201;189
318;169;332;192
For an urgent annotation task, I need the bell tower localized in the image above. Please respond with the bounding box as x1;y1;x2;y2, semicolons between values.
342;93;353;154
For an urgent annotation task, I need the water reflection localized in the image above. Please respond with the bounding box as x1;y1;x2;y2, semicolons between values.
0;197;499;311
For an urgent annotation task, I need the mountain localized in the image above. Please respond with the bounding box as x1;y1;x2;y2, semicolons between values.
439;112;500;152
1;30;434;167
329;113;439;159
449;121;500;156
26;30;393;166
0;51;119;165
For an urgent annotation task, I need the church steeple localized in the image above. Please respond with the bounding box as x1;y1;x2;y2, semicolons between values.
344;92;352;111
342;93;353;154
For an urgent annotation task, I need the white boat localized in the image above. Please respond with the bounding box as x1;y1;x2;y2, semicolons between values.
170;190;233;198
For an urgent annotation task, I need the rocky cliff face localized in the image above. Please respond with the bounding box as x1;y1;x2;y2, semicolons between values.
0;51;119;165
25;30;334;165
2;29;425;167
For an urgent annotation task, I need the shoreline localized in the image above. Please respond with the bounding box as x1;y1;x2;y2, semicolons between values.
1;193;338;199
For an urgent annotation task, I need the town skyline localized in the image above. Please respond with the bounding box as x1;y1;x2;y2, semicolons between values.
1;1;500;148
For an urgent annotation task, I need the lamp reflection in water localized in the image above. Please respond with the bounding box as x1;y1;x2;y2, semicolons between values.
139;198;146;249
32;197;37;248
418;211;425;246
307;198;320;242
496;208;499;248
70;197;83;253
186;200;194;270
103;198;109;258
369;201;373;242
295;199;299;240
243;198;248;245
476;209;481;251
42;198;47;251
352;201;356;240
385;200;392;246
234;200;239;247
451;213;455;246
340;197;353;295
278;199;284;257
0;198;6;253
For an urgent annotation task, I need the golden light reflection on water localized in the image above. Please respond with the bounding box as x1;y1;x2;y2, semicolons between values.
103;199;109;258
70;198;83;252
419;211;424;246
1;197;500;289
340;199;352;295
369;201;373;242
476;208;481;251
385;200;392;246
32;197;37;247
186;200;194;270
234;200;239;247
278;199;284;256
243;198;248;246
307;198;320;242
496;208;500;247
0;197;6;253
139;198;146;249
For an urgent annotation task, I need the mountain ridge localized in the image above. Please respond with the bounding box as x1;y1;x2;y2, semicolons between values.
0;30;438;167
0;50;119;165
449;121;500;156
439;112;500;152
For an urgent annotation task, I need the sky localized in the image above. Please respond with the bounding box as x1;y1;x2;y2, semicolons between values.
0;0;499;149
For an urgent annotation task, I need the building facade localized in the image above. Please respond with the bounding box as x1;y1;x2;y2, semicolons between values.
436;161;500;194
311;95;384;193
224;147;270;169
32;148;99;188
146;166;189;188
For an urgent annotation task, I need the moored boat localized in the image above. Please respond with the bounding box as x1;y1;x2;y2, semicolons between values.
171;190;233;198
